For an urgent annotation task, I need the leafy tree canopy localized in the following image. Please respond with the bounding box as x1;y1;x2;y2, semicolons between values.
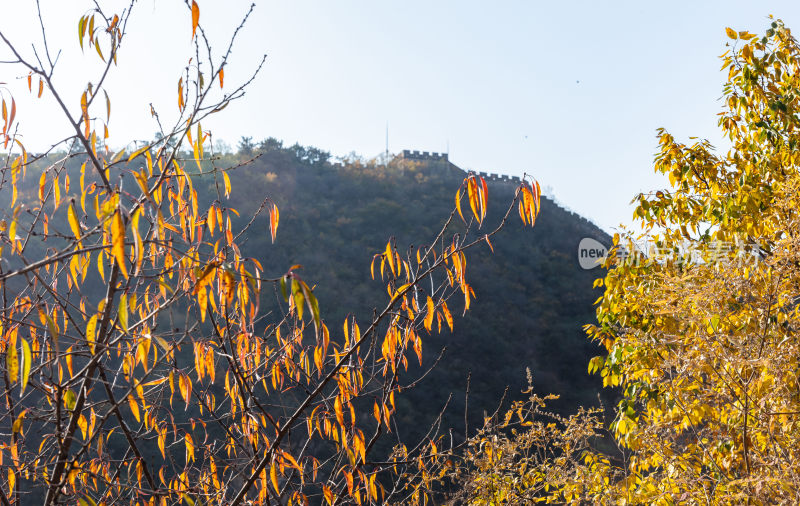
424;18;800;505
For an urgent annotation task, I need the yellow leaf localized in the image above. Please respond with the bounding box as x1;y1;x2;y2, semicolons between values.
12;410;26;435
68;203;81;240
222;171;231;198
78;15;87;50
335;396;344;427
128;395;140;422
455;188;465;223
111;210;128;278
104;89;111;121
179;372;192;410
54;175;61;208
6;337;18;384
391;283;410;303
118;293;128;333
441;300;454;331
38;171;46;202
424;296;434;332
282;451;302;473
20;338;31;394
94;36;105;61
185;432;195;462
207;205;216;233
158;426;166;458
725;27;737;39
78;413;88;440
127;144;150;163
178;77;185;111
270;462;280;494
193;262;217;295
323;485;334;505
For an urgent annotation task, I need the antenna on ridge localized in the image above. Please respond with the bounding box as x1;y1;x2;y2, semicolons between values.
385;122;389;169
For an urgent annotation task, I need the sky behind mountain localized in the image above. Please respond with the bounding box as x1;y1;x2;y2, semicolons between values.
2;0;800;232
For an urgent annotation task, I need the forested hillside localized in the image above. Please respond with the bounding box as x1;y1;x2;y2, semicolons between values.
2;139;612;501
208;142;612;442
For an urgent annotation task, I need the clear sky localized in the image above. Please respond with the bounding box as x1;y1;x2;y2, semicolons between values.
2;1;800;232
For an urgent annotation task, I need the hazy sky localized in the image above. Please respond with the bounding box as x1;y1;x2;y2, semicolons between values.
2;1;800;232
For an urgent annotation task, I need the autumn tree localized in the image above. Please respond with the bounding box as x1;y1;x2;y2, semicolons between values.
586;18;800;503
0;2;541;505
416;18;800;505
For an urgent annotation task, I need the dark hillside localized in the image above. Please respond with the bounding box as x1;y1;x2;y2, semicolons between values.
6;143;614;450
212;145;613;443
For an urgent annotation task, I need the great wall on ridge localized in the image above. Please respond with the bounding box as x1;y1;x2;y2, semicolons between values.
328;148;601;231
395;149;601;231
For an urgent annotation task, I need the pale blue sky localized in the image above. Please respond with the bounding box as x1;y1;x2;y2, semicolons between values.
2;1;800;232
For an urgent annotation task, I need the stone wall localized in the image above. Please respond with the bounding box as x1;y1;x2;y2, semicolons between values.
399;150;449;162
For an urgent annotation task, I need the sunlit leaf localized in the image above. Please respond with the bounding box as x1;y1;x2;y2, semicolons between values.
191;1;200;40
424;296;434;332
111;210;128;278
68;202;81;240
270;462;280;494
269;203;279;242
127;144;150;163
64;389;77;411
185;433;195;463
6;336;18;384
19;338;33;397
223;170;231;197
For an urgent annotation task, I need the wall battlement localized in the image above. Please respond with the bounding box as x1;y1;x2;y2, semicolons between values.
400;150;449;162
476;171;521;185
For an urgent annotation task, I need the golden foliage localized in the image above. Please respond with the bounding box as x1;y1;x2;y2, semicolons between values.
421;18;800;506
0;3;542;505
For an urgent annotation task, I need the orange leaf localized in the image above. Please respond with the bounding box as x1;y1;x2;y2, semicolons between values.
269;204;279;243
282;451;302;473
270;463;280;494
8;97;15;130
185;433;195;463
222;170;231;197
323;485;334;505
107;14;119;33
178;78;185;112
480;176;488;219
193;262;218;295
455;188;465;223
424;296;434;332
81;92;89;137
38;171;46;202
179;372;192;410
207;205;217;233
128;395;140;422
335;396;344;427
441;300;454;331
191;1;200;40
385;242;395;276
